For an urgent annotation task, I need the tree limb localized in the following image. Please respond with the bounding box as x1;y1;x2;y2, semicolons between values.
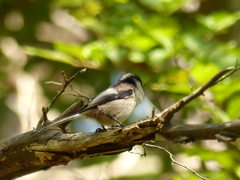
0;119;161;179
144;144;208;180
156;119;240;142
36;69;86;128
157;65;240;124
1;118;240;179
1;66;240;179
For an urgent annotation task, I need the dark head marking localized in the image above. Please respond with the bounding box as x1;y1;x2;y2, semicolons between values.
119;73;142;87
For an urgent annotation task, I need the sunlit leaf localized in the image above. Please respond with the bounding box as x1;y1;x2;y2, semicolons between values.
24;46;77;65
190;62;220;85
197;11;240;32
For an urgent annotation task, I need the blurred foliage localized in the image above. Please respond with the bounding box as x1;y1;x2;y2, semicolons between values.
1;0;240;179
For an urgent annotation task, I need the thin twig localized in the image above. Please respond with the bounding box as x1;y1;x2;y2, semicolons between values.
213;61;239;85
47;69;86;111
45;81;63;86
151;107;155;118
128;146;146;157
36;68;86;128
144;144;208;180
159;65;240;123
69;84;90;100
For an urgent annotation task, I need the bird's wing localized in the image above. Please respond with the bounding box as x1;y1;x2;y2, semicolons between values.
32;86;134;134
80;88;133;112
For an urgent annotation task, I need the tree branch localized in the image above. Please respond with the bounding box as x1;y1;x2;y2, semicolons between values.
2;118;240;179
36;69;86;128
156;119;240;142
1;66;240;179
0;119;161;179
158;66;240;124
144;144;208;180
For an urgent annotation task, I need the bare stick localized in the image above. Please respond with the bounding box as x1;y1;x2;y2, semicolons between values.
47;69;86;111
213;60;239;85
36;68;86;128
145;144;208;180
45;81;63;85
158;66;240;123
151;107;155;118
69;84;90;100
128;146;146;157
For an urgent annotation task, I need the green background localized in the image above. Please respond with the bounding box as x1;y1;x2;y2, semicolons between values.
1;0;240;179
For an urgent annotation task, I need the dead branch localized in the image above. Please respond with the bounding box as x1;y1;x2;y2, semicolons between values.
2;118;240;179
145;144;208;180
157;66;240;124
1;66;240;179
0;119;161;179
156;119;240;143
36;69;86;128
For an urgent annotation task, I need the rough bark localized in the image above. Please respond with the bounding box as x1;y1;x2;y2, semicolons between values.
1;118;240;179
1;66;240;179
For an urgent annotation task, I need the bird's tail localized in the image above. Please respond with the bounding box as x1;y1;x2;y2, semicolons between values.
32;113;80;134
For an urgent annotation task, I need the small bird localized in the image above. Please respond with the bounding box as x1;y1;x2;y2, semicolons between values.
33;73;144;133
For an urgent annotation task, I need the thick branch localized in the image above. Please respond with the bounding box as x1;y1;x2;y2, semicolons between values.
157;119;240;142
1;66;240;179
0;119;161;179
1;119;240;179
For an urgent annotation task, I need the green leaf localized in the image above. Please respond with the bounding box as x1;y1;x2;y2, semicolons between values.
190;62;220;85
24;46;77;65
197;11;240;32
128;50;145;63
139;0;189;15
54;43;85;60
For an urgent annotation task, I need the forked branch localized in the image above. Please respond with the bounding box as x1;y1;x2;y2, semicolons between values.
1;65;240;179
145;144;208;180
36;69;86;128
